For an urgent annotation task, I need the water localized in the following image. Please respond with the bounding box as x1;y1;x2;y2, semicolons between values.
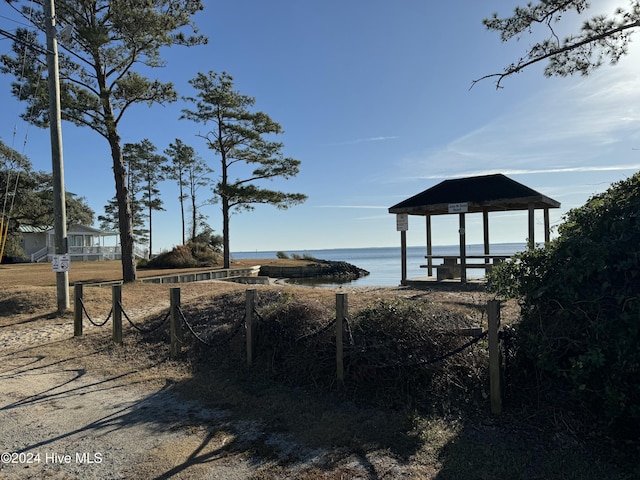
232;243;526;287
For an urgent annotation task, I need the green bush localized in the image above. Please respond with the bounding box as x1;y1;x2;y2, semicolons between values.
489;172;640;438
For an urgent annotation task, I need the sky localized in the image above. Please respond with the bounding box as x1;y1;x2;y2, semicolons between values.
1;0;639;254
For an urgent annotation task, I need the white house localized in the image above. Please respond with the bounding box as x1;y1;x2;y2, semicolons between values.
19;224;122;262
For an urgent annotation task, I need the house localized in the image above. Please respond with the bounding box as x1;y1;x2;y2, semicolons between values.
19;224;122;262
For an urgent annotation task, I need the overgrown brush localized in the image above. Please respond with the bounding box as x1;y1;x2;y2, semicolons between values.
489;171;640;440
171;293;488;411
145;241;222;269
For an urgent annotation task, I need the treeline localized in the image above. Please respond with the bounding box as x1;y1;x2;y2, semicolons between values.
0;140;94;259
97;138;213;258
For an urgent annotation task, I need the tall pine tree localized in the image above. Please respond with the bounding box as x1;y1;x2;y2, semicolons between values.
182;72;307;268
1;0;206;280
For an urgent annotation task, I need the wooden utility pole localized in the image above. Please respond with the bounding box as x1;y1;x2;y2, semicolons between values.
44;0;69;312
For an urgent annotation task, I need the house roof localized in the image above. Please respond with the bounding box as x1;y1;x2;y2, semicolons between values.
17;225;50;234
388;174;561;216
18;223;117;236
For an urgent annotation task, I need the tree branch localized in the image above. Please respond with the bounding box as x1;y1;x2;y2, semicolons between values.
472;19;640;89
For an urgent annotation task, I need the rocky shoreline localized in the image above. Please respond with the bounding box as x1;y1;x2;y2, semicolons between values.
258;259;369;282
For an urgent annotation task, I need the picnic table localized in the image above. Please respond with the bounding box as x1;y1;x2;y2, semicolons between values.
422;254;511;281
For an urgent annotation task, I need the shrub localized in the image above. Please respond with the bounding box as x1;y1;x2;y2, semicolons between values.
145;242;221;269
489;171;640;438
276;251;289;259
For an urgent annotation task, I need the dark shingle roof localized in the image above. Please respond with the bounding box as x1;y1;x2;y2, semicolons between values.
389;174;560;215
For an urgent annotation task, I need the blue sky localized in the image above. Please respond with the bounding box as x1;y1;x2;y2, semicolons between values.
1;1;639;253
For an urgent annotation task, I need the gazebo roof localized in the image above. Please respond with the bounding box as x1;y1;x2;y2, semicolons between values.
388;173;560;215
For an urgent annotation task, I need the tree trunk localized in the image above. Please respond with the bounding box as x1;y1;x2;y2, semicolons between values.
110;134;137;281
148;197;152;258
179;180;185;244
191;191;197;241
222;195;230;269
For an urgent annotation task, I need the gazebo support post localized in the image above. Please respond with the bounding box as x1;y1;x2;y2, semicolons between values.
401;230;407;284
459;213;467;283
528;203;535;249
426;215;433;276
544;208;550;243
483;209;490;272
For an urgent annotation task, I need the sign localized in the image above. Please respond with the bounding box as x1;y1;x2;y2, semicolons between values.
52;254;70;272
396;213;408;231
448;202;468;214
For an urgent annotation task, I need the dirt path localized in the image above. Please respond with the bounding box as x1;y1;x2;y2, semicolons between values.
0;316;266;479
0;291;419;480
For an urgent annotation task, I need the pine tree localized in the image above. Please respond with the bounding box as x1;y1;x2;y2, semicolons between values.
1;0;206;280
163;139;213;244
474;1;640;88
182;72;307;268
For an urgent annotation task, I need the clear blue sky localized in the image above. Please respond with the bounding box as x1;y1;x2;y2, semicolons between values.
1;1;639;253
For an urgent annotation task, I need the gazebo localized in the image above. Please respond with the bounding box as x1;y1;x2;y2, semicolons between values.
388;174;561;283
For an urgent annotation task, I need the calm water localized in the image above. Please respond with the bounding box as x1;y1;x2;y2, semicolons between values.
232;243;527;287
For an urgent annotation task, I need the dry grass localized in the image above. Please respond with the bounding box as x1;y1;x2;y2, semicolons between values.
1;261;633;479
0;257;309;288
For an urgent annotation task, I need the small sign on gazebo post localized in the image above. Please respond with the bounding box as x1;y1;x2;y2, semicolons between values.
396;214;408;283
396;213;408;231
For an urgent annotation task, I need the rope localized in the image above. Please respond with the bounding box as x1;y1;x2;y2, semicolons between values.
344;316;355;346
347;330;488;370
118;301;170;333
80;298;112;327
252;306;264;322
177;306;213;347
295;318;336;342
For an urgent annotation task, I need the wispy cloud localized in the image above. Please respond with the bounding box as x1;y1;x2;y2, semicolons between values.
315;205;387;209
326;136;399;146
401;60;640;181
417;164;640;180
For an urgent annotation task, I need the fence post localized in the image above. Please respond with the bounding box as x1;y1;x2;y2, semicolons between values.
246;289;257;367
336;293;347;388
112;284;122;344
169;287;182;358
74;283;83;337
488;299;502;414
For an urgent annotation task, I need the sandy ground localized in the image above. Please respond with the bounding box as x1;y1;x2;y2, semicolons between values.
2;281;484;479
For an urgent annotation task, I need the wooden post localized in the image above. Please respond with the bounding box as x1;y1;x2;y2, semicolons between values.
426;215;433;277
336;293;347;388
73;282;83;337
528;203;535;249
112;284;122;344
400;230;407;284
488;300;502;414
483;209;490;273
544;207;550;243
169;287;182;358
459;212;467;283
246;289;257;367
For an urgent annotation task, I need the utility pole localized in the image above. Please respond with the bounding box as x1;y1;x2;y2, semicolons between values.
44;0;69;313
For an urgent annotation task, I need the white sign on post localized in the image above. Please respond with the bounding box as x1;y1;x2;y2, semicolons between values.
448;202;468;214
396;213;408;231
52;254;70;272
